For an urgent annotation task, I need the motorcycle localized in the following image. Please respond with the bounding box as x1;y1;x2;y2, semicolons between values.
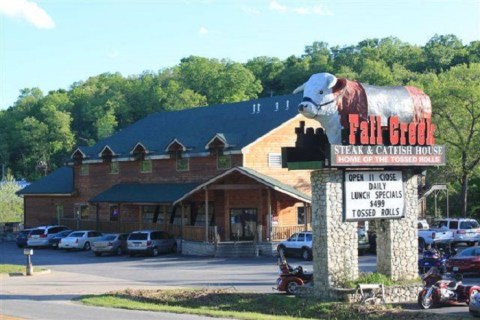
418;268;480;309
274;257;313;295
418;246;449;274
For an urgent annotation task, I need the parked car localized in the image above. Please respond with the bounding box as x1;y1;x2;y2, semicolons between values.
433;218;480;246
58;230;103;251
277;229;370;261
16;228;35;248
358;228;370;255
418;219;454;251
48;229;73;248
27;225;69;247
127;230;177;257
92;233;129;256
446;246;480;273
277;231;313;261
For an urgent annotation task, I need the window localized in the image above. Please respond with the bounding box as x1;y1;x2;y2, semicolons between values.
75;204;89;220
110;162;119;174
176;156;189;171
268;153;282;168
142;205;155;223
297;207;305;225
80;164;89;175
217;152;231;170
297;233;305;242
450;221;458;229
140;160;152;173
110;205;119;221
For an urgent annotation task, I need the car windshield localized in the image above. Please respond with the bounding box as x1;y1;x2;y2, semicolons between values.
68;232;85;238
129;233;148;240
102;235;117;241
56;231;71;237
460;220;480;229
29;229;45;235
458;248;475;257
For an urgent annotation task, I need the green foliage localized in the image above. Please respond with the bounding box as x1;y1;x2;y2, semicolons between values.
0;175;23;223
1;34;479;214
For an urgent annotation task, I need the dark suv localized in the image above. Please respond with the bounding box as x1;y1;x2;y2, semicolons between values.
16;229;35;248
127;230;177;257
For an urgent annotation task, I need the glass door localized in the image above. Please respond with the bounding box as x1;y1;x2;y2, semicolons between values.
230;208;257;241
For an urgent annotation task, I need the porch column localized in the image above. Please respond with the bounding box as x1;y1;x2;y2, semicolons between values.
205;187;209;242
303;202;308;231
267;188;272;241
181;203;185;238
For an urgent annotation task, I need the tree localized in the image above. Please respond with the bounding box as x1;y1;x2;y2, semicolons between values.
423;34;467;73
416;64;480;217
0;174;23;223
245;56;285;97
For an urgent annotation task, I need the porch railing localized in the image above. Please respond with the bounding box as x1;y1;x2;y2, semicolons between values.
271;225;311;241
59;219;166;233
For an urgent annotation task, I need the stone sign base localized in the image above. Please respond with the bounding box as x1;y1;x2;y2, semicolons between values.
311;169;419;300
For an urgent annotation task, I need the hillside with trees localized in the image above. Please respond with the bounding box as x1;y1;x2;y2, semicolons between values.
1;34;479;219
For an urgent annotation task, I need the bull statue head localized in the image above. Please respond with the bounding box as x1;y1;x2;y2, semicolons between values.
294;73;342;144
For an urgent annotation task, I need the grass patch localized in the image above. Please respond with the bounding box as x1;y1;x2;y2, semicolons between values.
0;264;45;274
341;273;421;289
78;288;445;320
0;264;27;274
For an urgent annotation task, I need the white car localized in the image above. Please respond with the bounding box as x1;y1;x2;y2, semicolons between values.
433;218;480;246
58;230;103;250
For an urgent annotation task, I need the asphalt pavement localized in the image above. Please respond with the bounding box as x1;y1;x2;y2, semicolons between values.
0;240;477;319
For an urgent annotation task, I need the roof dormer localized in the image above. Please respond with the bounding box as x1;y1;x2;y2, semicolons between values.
205;133;231;155
165;138;187;158
98;145;116;163
71;148;86;165
130;142;149;160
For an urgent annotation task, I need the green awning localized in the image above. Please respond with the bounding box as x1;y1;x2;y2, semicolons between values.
89;183;199;204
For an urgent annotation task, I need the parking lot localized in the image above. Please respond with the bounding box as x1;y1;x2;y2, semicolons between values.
1;240;478;319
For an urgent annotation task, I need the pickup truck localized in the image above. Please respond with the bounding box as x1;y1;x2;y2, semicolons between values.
418;219;454;250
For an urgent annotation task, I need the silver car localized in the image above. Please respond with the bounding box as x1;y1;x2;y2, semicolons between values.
27;225;69;247
92;233;129;256
127;230;177;257
58;230;103;251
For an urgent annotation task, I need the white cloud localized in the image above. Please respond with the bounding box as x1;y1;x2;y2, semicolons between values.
269;1;287;13
293;7;309;15
198;26;208;35
312;4;333;16
0;0;55;29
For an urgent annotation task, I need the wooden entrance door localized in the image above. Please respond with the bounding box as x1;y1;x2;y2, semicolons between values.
230;208;257;241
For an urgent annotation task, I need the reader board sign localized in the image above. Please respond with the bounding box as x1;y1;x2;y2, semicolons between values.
344;170;405;221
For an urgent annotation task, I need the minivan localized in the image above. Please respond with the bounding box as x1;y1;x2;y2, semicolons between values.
127;230;177;257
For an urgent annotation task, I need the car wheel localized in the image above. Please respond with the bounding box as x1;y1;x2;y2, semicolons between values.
116;247;123;256
277;246;285;258
83;242;91;251
302;248;311;261
171;242;177;253
94;252;101;257
152;247;159;257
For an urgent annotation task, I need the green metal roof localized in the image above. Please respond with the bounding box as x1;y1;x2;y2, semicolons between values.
16;167;74;195
76;94;302;161
89;183;200;203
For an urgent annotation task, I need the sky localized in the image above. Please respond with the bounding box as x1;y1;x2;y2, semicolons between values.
1;0;479;110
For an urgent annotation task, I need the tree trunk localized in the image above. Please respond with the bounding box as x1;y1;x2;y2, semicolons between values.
461;174;469;217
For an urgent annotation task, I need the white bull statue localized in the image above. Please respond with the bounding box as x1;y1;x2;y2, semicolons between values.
294;73;432;144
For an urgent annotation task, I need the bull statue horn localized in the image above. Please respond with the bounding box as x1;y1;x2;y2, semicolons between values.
325;73;337;89
293;83;306;94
